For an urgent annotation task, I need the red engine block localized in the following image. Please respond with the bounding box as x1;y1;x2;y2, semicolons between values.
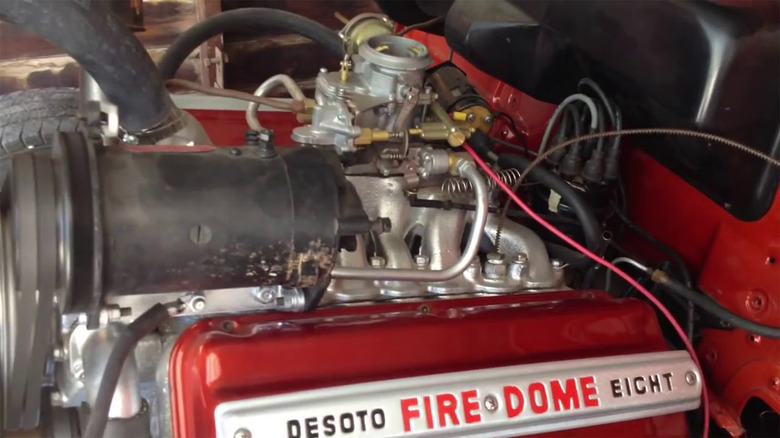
169;292;689;437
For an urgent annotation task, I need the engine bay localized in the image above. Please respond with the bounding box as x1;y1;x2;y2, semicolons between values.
0;1;778;437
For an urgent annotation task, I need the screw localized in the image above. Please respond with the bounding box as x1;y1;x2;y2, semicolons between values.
414;254;430;268
234;428;252;438
484;395;498;412
189;224;212;245
370;217;392;234
513;253;528;264
466;113;476;123
189;295;206;312
770;377;779;391
220;320;237;333
370;256;386;268
252;287;276;304
685;371;698;386
483;115;494;124
551;259;564;269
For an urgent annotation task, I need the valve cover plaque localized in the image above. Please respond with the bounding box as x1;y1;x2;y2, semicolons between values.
215;351;701;438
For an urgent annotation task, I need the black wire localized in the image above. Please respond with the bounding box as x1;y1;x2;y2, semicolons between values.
614;177;628;241
493;112;529;154
490;136;535;156
610;200;693;288
653;272;780;339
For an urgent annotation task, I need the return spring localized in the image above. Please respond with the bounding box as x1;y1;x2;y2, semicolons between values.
442;168;523;196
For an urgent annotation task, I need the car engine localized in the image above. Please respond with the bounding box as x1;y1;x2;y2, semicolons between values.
1;1;778;438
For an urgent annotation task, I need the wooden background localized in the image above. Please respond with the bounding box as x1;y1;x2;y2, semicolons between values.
0;0;381;95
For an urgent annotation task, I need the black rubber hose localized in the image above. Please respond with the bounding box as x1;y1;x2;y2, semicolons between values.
158;8;344;80
611;199;693;288
83;302;179;438
651;270;780;339
0;0;175;133
497;153;605;254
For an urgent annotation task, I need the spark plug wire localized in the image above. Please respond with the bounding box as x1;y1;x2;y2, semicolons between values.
462;142;711;438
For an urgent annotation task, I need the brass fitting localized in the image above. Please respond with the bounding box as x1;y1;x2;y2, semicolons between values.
339;55;352;83
429;102;467;147
355;128;393;146
448;152;472;175
408;123;471;147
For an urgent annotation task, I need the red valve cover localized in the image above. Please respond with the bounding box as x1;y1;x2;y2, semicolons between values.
169;291;689;437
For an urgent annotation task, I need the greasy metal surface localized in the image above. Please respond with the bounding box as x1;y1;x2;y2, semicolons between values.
97;145;343;295
169;292;690;437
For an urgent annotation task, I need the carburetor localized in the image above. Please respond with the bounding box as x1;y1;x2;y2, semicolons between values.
292;30;437;152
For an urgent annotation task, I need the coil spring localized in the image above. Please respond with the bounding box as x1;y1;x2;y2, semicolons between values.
379;148;406;160
442;168;523;196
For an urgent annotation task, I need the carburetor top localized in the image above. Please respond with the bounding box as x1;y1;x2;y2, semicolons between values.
291;34;432;152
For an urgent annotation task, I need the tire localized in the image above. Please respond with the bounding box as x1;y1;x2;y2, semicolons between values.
0;88;82;153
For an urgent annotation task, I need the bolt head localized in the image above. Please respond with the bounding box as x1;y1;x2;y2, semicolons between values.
685;371;698;386
414;254;430;267
486;252;506;264
259;290;275;304
484;255;507;280
512;253;529;264
466;113;476;122
234;428;252;438
370;256;386;268
551;259;564;268
483;115;494;124
191;297;206;311
484;395;498;412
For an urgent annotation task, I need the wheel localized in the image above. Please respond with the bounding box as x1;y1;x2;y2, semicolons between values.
0;88;82;154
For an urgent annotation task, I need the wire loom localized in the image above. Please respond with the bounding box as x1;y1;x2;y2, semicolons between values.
492;128;780;253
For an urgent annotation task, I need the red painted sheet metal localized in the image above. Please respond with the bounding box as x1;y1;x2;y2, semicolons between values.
621;146;780;420
169;291;689;437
